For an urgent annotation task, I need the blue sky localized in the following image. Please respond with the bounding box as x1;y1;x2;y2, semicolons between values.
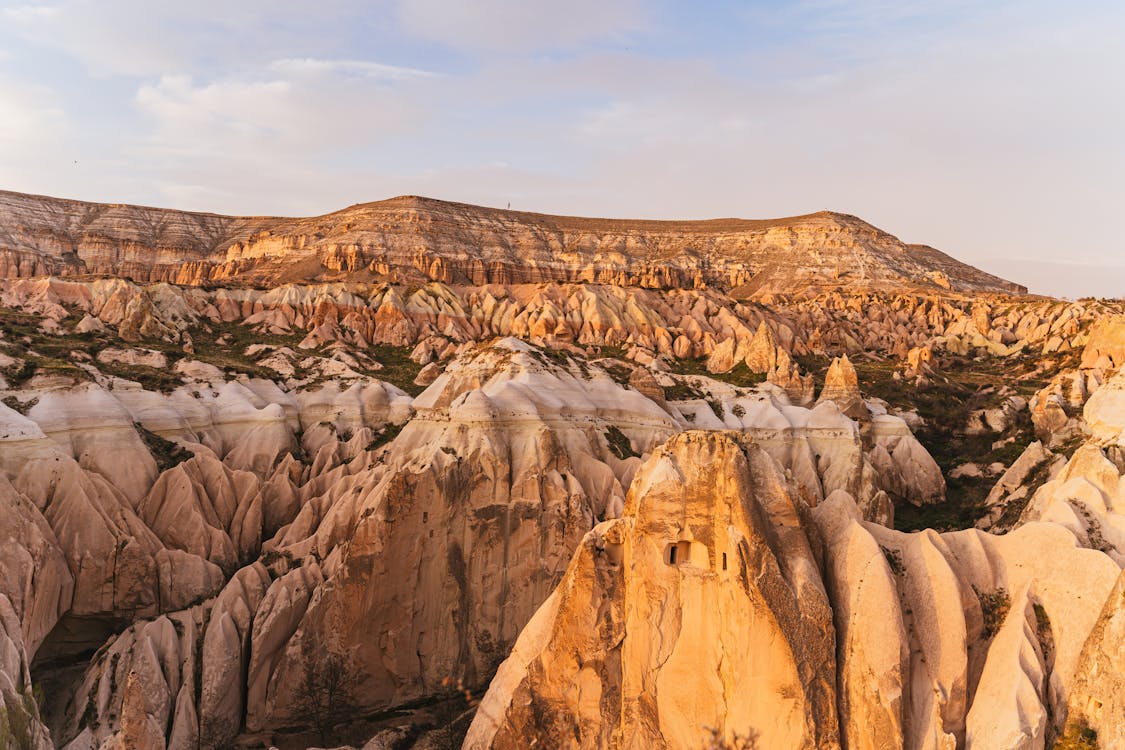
0;0;1123;296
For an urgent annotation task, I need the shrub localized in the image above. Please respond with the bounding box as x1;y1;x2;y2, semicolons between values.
880;545;905;576
1054;719;1099;749
366;422;405;451
0;686;44;750
707;399;724;419
135;423;192;472
974;586;1011;639
1;395;37;416
604;425;638;460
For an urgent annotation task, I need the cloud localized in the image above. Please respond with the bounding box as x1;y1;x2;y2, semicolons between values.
268;57;437;81
395;0;646;53
0;0;397;77
133;63;429;154
3;0;197;76
121;58;445;212
135;75;294;142
0;75;66;147
0;1;1122;297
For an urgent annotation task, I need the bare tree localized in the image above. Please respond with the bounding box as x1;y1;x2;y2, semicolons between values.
292;649;352;744
0;686;45;750
436;676;477;750
703;725;759;750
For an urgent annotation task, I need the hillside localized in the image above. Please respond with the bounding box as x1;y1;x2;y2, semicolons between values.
0;190;1026;295
6;190;1125;750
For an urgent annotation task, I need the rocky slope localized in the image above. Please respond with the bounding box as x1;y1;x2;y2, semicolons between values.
0;190;1024;295
0;190;1121;750
467;430;1124;749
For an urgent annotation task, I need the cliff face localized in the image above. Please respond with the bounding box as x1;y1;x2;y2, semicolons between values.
0;190;1026;295
467;431;1123;749
466;432;841;750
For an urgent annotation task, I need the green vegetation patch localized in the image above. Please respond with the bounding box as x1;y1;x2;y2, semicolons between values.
974;586;1011;639
135;423;193;473
1;395;37;415
186;323;282;380
663;378;706;401
880;545;905;576
365;422;405;452
1;354;92;387
369;344;426;396
809;352;1051;532
601;362;633;387
99;361;183;393
0;685;44;750
1055;720;1100;749
604;425;639;460
669;358;767;388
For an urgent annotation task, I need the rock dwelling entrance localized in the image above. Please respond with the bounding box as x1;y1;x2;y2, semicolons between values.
665;539;710;568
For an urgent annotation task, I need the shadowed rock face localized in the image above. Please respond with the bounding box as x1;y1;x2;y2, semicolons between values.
0;190;1025;295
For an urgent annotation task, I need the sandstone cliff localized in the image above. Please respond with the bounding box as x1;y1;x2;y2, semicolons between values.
0;190;1025;295
468;431;1125;749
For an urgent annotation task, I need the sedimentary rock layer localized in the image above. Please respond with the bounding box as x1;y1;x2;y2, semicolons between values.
0;191;1025;295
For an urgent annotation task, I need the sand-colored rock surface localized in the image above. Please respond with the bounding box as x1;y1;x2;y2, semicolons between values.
465;432;839;750
470;433;1124;749
2;189;1124;750
1066;568;1125;747
0;191;1025;295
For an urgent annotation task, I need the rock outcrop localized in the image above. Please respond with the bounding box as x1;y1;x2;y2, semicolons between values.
817;355;868;420
0;191;1026;295
1066;568;1125;747
465;432;840;750
471;432;1125;749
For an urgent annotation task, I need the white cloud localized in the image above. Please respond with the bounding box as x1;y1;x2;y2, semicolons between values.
0;0;394;77
135;75;293;141
1;4;62;22
3;0;195;76
268;57;437;81
121;60;443;212
133;66;428;153
0;75;66;147
396;0;646;53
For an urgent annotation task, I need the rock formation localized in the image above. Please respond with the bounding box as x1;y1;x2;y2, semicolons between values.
818;354;868;420
0;189;1121;750
470;432;1124;749
0;191;1026;295
465;432;840;750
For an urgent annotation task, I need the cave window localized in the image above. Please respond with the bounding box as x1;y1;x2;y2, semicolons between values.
722;552;727;571
422;511;428;523
666;540;708;567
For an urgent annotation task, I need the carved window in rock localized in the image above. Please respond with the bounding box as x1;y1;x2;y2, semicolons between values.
664;539;709;568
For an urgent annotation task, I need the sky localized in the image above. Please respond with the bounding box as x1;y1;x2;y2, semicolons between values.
0;1;1122;298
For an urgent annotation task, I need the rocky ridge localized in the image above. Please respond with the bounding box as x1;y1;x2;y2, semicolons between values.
0;191;1024;295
